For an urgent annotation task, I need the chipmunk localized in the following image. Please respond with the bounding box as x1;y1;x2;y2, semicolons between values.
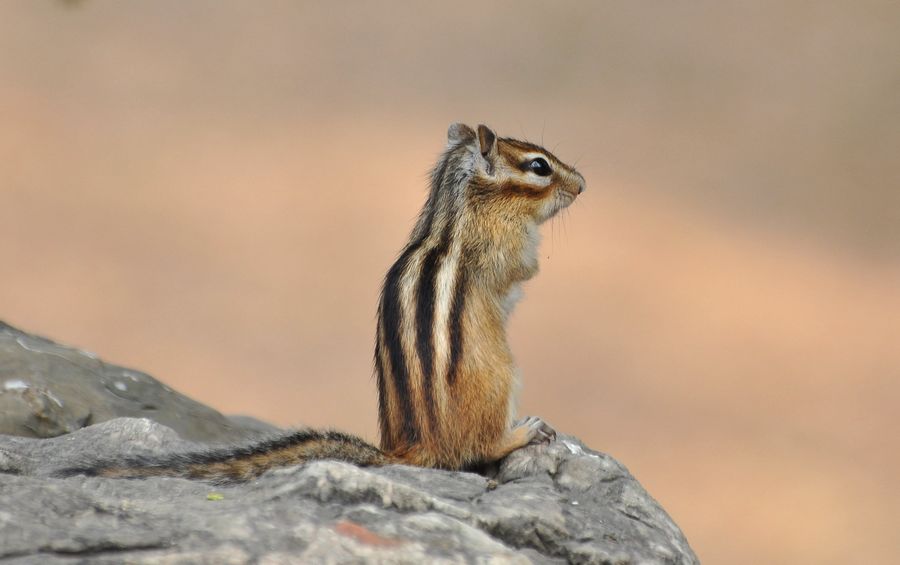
55;123;585;483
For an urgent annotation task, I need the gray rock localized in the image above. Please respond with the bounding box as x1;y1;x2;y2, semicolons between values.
0;321;698;563
0;418;698;564
0;321;274;442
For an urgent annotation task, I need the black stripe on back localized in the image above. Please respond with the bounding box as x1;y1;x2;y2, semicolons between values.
414;152;464;433
415;220;454;434
376;154;450;446
374;326;391;445
446;261;469;386
380;248;420;446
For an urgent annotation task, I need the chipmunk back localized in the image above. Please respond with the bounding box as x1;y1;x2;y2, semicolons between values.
54;123;584;481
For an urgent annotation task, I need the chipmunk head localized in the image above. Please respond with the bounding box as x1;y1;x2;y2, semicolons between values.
446;123;585;224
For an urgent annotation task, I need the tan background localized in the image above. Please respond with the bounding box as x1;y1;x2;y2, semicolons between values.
2;2;898;563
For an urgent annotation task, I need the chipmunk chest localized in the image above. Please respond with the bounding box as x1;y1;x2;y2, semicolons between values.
501;284;523;318
516;222;541;280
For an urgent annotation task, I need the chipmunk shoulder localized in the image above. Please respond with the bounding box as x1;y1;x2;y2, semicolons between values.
55;123;585;483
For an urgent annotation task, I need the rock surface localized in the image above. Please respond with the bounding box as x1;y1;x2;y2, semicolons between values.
1;419;697;564
0;321;699;563
0;321;276;442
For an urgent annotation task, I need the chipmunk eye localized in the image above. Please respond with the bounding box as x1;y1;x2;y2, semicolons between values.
527;157;552;177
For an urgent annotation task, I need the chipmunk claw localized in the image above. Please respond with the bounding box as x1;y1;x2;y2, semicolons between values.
517;416;556;445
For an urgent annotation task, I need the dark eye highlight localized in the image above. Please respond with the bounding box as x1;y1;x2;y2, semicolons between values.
526;157;552;177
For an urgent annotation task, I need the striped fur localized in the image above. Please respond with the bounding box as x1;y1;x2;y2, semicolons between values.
377;123;585;469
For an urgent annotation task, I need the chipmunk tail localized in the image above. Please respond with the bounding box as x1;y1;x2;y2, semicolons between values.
53;429;395;484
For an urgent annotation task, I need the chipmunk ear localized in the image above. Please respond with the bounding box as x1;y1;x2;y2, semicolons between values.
477;124;498;173
477;124;497;157
447;123;475;145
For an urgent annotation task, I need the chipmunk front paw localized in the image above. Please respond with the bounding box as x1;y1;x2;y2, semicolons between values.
515;416;556;445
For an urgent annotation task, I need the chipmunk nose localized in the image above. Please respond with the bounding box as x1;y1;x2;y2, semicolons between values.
575;173;586;194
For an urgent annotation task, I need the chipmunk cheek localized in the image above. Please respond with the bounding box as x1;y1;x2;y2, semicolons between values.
500;179;555;200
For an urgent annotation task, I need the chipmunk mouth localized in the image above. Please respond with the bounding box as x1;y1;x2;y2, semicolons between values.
556;188;579;208
537;188;578;223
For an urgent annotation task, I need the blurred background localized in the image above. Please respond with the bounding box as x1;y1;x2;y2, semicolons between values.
1;1;898;563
